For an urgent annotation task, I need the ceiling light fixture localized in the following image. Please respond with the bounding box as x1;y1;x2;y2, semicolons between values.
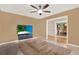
30;4;51;15
37;9;43;15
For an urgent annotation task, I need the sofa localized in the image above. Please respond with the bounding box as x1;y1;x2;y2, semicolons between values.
0;42;19;55
19;37;71;55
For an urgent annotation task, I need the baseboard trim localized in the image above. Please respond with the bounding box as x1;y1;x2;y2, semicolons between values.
0;40;19;46
19;36;39;42
0;37;40;45
19;36;40;42
68;44;79;48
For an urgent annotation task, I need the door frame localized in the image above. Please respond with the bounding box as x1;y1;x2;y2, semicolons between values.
46;16;68;44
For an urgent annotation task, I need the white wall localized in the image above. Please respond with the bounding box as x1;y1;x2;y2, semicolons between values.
48;20;55;35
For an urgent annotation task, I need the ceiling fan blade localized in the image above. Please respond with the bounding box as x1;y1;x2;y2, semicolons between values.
43;4;49;9
30;11;37;13
30;5;38;9
43;11;51;13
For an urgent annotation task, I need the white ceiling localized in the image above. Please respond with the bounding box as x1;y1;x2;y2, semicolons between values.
0;4;79;19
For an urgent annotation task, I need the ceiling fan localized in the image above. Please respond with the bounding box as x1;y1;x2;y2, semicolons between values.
30;4;51;15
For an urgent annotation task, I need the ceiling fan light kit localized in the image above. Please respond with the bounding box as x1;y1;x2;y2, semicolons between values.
30;4;51;15
37;9;43;15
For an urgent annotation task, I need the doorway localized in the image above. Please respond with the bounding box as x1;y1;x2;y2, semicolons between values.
46;16;68;46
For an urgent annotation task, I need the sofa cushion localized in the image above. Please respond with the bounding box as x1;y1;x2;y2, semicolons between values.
38;44;53;55
54;46;71;55
6;43;19;55
26;39;48;51
47;43;71;55
19;37;71;55
0;42;18;55
0;44;8;54
19;43;38;55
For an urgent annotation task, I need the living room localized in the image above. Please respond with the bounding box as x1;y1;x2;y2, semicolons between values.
0;4;79;55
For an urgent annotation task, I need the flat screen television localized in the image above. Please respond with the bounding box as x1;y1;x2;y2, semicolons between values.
17;25;33;40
